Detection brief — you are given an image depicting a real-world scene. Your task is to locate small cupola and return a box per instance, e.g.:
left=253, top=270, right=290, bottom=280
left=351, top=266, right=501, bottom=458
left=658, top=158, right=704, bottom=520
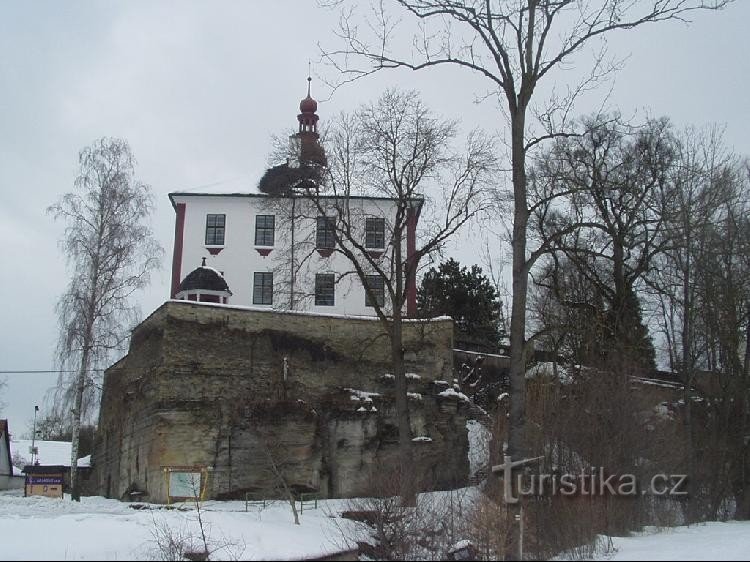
left=175, top=257, right=232, bottom=304
left=297, top=75, right=319, bottom=134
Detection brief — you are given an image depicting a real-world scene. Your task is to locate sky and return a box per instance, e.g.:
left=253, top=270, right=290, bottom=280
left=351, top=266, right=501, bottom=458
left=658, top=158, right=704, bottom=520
left=1, top=1, right=748, bottom=437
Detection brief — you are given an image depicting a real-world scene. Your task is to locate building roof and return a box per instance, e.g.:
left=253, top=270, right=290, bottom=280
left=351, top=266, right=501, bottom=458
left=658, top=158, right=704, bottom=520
left=10, top=439, right=90, bottom=468
left=178, top=264, right=232, bottom=294
left=168, top=191, right=425, bottom=210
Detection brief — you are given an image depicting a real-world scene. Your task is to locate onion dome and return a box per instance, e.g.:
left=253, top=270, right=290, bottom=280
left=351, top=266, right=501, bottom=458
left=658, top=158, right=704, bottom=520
left=297, top=76, right=319, bottom=134
left=175, top=257, right=232, bottom=304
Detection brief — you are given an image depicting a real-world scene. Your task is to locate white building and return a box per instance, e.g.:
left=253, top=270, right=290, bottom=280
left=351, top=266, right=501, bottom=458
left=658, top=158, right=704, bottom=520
left=170, top=80, right=422, bottom=317
left=0, top=420, right=23, bottom=490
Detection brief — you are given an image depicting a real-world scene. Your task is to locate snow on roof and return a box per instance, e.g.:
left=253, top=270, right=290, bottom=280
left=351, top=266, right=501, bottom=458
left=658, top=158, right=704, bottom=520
left=10, top=440, right=90, bottom=468
left=166, top=299, right=451, bottom=322
left=454, top=348, right=510, bottom=359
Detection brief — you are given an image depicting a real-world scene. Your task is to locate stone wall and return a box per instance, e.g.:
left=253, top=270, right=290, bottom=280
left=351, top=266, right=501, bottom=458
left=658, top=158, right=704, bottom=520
left=92, top=301, right=469, bottom=503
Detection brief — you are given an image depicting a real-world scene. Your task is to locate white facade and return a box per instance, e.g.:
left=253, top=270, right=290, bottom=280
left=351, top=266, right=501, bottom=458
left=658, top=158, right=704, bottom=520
left=170, top=193, right=420, bottom=317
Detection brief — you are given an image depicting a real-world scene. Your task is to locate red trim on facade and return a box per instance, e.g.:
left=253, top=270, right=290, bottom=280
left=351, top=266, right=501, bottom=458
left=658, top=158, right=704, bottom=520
left=170, top=203, right=186, bottom=298
left=207, top=247, right=223, bottom=256
left=256, top=248, right=273, bottom=257
left=406, top=207, right=419, bottom=318
left=316, top=248, right=334, bottom=258
left=367, top=250, right=384, bottom=260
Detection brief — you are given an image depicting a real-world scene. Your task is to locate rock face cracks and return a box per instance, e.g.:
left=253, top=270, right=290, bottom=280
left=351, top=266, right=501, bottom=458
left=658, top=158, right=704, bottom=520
left=92, top=301, right=469, bottom=503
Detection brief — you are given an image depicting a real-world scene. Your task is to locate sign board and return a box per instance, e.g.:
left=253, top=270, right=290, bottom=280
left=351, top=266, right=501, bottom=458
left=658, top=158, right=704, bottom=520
left=168, top=471, right=203, bottom=499
left=24, top=471, right=64, bottom=499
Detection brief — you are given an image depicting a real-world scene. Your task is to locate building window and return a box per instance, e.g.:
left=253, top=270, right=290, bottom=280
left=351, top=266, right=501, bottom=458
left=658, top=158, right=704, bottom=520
left=365, top=218, right=386, bottom=249
left=316, top=216, right=336, bottom=249
left=255, top=215, right=275, bottom=246
left=364, top=275, right=385, bottom=308
left=315, top=274, right=335, bottom=306
left=205, top=214, right=226, bottom=246
left=253, top=272, right=273, bottom=305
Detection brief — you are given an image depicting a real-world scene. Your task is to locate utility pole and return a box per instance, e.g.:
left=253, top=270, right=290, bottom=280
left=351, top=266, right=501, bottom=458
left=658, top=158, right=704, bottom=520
left=30, top=405, right=39, bottom=465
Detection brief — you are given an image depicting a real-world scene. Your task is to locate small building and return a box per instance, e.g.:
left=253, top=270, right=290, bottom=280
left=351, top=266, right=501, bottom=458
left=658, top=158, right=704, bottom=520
left=23, top=465, right=66, bottom=498
left=174, top=257, right=233, bottom=304
left=0, top=420, right=24, bottom=490
left=11, top=438, right=91, bottom=495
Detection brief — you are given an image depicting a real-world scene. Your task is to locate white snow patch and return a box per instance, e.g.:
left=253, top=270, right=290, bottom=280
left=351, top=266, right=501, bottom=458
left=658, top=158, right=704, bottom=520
left=412, top=436, right=433, bottom=442
left=449, top=539, right=473, bottom=554
left=407, top=392, right=423, bottom=400
left=466, top=420, right=490, bottom=477
left=167, top=299, right=451, bottom=323
left=199, top=265, right=225, bottom=277
left=593, top=521, right=750, bottom=561
left=345, top=388, right=381, bottom=403
left=405, top=372, right=421, bottom=380
left=439, top=388, right=470, bottom=402
left=0, top=490, right=359, bottom=561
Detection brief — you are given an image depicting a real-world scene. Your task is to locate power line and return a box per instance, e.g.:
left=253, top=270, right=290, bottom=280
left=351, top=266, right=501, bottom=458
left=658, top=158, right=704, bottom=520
left=0, top=369, right=106, bottom=374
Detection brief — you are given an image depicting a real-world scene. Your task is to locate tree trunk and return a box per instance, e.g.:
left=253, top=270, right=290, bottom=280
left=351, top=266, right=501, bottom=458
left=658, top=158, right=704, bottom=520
left=506, top=105, right=528, bottom=562
left=681, top=242, right=698, bottom=523
left=69, top=345, right=90, bottom=501
left=508, top=107, right=528, bottom=463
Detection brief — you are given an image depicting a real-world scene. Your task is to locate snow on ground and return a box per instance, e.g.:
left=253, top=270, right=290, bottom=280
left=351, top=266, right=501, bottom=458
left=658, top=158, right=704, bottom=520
left=594, top=521, right=750, bottom=561
left=3, top=486, right=749, bottom=561
left=0, top=489, right=357, bottom=561
left=466, top=419, right=490, bottom=476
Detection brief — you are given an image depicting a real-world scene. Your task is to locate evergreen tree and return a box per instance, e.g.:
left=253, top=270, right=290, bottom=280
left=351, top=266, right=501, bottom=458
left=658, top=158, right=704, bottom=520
left=417, top=259, right=505, bottom=353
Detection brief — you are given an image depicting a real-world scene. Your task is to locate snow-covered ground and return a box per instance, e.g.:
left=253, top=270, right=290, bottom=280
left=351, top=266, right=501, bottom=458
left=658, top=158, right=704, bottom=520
left=595, top=521, right=750, bottom=561
left=2, top=487, right=749, bottom=560
left=0, top=489, right=356, bottom=561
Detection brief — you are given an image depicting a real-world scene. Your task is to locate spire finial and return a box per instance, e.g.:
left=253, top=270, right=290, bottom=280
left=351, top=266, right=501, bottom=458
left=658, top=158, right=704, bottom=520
left=307, top=62, right=312, bottom=97
left=201, top=257, right=206, bottom=267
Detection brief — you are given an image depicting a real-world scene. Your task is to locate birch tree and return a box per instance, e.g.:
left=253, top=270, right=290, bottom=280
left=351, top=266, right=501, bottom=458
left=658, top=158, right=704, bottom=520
left=48, top=137, right=162, bottom=500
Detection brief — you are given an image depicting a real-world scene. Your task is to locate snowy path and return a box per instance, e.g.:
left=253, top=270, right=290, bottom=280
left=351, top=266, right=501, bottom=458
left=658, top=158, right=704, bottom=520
left=598, top=521, right=750, bottom=561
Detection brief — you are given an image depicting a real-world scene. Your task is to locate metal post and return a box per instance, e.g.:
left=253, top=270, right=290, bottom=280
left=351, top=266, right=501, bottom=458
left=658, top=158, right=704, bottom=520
left=519, top=501, right=524, bottom=561
left=31, top=405, right=39, bottom=464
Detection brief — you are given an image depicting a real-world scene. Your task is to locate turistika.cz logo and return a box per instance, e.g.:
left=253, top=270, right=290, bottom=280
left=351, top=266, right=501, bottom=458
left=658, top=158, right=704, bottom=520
left=493, top=455, right=688, bottom=504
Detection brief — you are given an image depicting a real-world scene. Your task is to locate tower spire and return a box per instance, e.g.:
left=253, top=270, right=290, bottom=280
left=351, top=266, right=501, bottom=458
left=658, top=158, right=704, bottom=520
left=307, top=61, right=312, bottom=97
left=298, top=73, right=319, bottom=135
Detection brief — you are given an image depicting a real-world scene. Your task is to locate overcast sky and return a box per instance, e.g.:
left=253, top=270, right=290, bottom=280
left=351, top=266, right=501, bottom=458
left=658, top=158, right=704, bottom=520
left=1, top=1, right=748, bottom=437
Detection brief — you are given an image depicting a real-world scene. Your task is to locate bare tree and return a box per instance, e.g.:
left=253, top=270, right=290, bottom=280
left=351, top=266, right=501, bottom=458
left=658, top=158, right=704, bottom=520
left=644, top=125, right=738, bottom=520
left=321, top=1, right=732, bottom=485
left=533, top=114, right=678, bottom=370
left=279, top=89, right=495, bottom=501
left=48, top=137, right=163, bottom=500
